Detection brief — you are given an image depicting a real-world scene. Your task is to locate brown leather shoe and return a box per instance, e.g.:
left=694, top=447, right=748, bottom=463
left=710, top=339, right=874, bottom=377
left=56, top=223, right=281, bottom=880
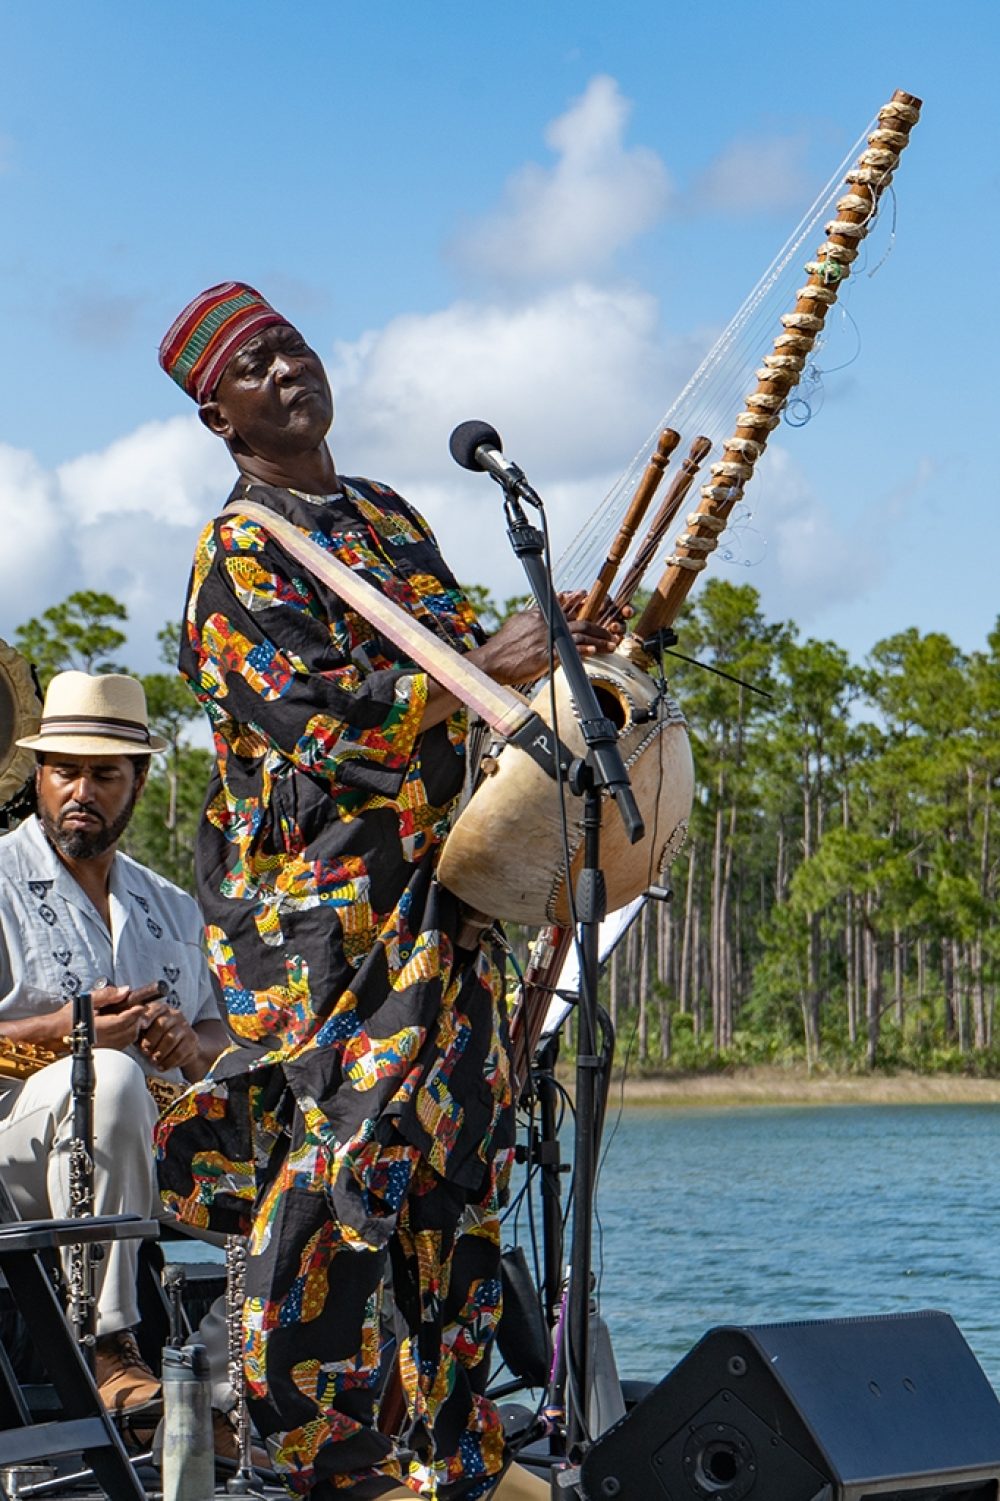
left=211, top=1408, right=272, bottom=1473
left=94, top=1330, right=161, bottom=1413
left=493, top=1462, right=551, bottom=1498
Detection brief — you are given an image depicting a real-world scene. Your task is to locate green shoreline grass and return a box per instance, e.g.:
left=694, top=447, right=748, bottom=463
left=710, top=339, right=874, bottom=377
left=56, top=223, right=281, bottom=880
left=564, top=1065, right=1000, bottom=1109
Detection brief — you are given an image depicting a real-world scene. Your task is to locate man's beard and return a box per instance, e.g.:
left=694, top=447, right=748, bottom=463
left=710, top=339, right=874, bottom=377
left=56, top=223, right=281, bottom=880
left=41, top=793, right=137, bottom=861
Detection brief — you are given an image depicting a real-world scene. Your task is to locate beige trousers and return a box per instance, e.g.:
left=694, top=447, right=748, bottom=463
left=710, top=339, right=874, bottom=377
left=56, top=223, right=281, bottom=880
left=0, top=1049, right=232, bottom=1408
left=0, top=1050, right=158, bottom=1334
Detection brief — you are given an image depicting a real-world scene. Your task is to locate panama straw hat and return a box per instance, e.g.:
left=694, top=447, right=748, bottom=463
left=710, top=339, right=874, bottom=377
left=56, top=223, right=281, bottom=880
left=15, top=671, right=168, bottom=756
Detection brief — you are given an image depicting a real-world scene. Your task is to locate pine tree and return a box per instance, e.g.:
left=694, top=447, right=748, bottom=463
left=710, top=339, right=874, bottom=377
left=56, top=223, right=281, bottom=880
left=15, top=591, right=129, bottom=687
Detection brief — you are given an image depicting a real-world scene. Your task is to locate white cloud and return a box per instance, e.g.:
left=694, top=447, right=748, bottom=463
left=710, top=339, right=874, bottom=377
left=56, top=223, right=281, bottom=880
left=451, top=75, right=672, bottom=287
left=327, top=283, right=707, bottom=597
left=58, top=415, right=231, bottom=524
left=73, top=513, right=207, bottom=665
left=686, top=133, right=813, bottom=215
left=330, top=284, right=685, bottom=477
left=734, top=446, right=883, bottom=623
left=0, top=446, right=67, bottom=625
left=0, top=420, right=233, bottom=673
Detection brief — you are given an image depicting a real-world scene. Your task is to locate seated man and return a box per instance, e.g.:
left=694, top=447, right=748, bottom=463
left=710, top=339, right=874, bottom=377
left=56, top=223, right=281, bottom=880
left=0, top=669, right=235, bottom=1440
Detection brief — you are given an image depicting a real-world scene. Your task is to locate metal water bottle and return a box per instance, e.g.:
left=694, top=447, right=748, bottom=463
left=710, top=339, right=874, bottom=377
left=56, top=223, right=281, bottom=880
left=161, top=1342, right=214, bottom=1501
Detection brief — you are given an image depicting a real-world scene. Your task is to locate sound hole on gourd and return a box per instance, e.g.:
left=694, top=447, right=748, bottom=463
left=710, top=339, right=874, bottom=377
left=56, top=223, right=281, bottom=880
left=591, top=681, right=628, bottom=731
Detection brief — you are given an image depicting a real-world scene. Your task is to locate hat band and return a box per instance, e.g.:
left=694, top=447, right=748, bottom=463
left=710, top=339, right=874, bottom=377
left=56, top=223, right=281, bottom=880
left=37, top=714, right=152, bottom=745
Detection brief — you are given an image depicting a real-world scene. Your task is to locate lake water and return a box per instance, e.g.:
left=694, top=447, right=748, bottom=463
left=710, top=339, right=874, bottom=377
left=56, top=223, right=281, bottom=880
left=581, top=1103, right=1000, bottom=1390
left=167, top=1103, right=1000, bottom=1394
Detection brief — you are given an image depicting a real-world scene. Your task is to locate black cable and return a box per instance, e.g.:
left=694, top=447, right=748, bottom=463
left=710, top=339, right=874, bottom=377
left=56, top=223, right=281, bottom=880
left=590, top=1007, right=615, bottom=1310
left=522, top=1104, right=546, bottom=1327
left=661, top=646, right=775, bottom=701
left=595, top=999, right=641, bottom=1308
left=584, top=643, right=670, bottom=1328
left=486, top=1082, right=568, bottom=1491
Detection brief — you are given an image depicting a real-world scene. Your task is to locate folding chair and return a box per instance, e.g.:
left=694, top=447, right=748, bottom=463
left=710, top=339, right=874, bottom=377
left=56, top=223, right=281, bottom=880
left=0, top=1172, right=158, bottom=1501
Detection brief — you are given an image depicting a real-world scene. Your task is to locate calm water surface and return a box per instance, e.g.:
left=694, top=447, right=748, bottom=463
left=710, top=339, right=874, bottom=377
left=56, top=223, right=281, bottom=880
left=168, top=1104, right=1000, bottom=1392
left=585, top=1104, right=1000, bottom=1388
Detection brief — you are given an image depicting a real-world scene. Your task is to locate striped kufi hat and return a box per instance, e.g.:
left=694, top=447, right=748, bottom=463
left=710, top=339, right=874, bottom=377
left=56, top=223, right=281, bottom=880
left=158, top=281, right=288, bottom=403
left=16, top=672, right=167, bottom=756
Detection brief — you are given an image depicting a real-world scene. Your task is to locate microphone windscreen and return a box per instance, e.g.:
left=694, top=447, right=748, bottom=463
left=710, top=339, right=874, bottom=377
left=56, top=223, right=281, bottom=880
left=449, top=420, right=503, bottom=471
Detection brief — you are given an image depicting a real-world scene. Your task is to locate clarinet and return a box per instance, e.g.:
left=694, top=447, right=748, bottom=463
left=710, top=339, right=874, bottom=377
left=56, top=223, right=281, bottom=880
left=67, top=988, right=99, bottom=1358
left=225, top=1233, right=257, bottom=1489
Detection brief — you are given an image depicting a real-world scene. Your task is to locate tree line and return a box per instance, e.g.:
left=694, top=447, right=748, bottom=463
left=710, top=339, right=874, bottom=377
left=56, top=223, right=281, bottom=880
left=11, top=583, right=1000, bottom=1074
left=581, top=580, right=1000, bottom=1074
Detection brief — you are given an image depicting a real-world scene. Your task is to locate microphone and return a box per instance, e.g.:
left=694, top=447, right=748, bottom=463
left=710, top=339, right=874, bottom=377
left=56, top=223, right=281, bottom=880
left=448, top=420, right=544, bottom=509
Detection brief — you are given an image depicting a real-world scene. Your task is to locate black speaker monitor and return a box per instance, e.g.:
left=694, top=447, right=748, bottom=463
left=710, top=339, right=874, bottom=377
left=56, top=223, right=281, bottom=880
left=580, top=1310, right=1000, bottom=1501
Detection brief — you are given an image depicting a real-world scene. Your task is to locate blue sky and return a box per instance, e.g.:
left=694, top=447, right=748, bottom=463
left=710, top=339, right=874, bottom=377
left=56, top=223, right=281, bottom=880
left=1, top=0, right=997, bottom=671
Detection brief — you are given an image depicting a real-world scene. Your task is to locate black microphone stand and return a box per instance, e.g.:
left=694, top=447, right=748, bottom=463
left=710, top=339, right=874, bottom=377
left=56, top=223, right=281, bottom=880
left=492, top=484, right=643, bottom=1499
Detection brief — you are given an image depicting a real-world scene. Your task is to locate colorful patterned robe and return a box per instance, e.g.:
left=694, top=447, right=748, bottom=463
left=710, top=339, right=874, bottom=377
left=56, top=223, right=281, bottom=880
left=156, top=477, right=514, bottom=1498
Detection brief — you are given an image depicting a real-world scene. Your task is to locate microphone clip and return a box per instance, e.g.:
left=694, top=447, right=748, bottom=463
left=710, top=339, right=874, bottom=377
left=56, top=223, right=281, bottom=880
left=489, top=459, right=544, bottom=512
